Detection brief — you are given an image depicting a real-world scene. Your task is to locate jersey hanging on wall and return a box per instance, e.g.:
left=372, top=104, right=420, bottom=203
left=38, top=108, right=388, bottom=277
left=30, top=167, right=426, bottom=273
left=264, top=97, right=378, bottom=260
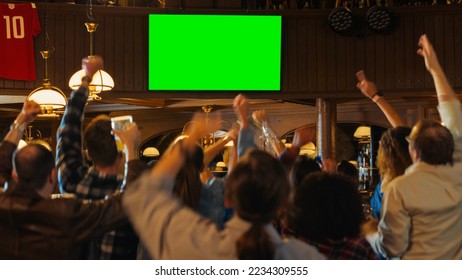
left=0, top=3, right=41, bottom=81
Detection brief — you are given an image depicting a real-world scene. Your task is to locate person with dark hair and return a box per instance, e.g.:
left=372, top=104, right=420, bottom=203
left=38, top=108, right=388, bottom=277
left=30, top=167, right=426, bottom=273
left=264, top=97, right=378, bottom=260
left=0, top=100, right=141, bottom=259
left=56, top=56, right=143, bottom=259
left=290, top=172, right=376, bottom=260
left=336, top=160, right=359, bottom=185
left=290, top=155, right=322, bottom=188
left=363, top=35, right=462, bottom=259
left=122, top=95, right=324, bottom=260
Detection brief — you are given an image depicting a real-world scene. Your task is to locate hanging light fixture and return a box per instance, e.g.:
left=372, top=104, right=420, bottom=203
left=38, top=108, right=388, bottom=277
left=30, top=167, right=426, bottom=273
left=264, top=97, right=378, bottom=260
left=68, top=1, right=114, bottom=101
left=27, top=0, right=67, bottom=116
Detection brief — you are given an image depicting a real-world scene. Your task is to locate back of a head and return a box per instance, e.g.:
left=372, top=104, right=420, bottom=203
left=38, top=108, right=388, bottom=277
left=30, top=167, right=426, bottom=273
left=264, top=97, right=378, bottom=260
left=290, top=155, right=322, bottom=188
left=377, top=126, right=412, bottom=180
left=83, top=115, right=118, bottom=167
left=172, top=138, right=204, bottom=209
left=337, top=160, right=358, bottom=184
left=410, top=120, right=454, bottom=165
left=289, top=172, right=364, bottom=242
left=13, top=144, right=55, bottom=193
left=225, top=149, right=290, bottom=260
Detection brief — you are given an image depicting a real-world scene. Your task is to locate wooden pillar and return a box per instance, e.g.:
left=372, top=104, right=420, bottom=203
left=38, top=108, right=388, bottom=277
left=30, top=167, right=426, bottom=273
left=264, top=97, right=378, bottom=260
left=316, top=98, right=336, bottom=160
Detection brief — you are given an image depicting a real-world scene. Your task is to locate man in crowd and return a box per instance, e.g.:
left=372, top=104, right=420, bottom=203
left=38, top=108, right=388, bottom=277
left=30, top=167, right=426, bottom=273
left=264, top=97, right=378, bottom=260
left=363, top=35, right=462, bottom=259
left=56, top=56, right=143, bottom=259
left=0, top=95, right=141, bottom=259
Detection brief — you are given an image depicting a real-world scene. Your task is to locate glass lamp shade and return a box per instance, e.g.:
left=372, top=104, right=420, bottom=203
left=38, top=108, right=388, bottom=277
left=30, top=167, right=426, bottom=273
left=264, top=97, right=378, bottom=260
left=142, top=147, right=160, bottom=157
left=68, top=69, right=114, bottom=93
left=27, top=86, right=67, bottom=109
left=354, top=126, right=371, bottom=138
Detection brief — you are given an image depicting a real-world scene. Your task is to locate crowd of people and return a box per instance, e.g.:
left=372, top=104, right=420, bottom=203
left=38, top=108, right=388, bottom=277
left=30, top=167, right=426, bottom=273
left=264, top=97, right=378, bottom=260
left=0, top=34, right=461, bottom=260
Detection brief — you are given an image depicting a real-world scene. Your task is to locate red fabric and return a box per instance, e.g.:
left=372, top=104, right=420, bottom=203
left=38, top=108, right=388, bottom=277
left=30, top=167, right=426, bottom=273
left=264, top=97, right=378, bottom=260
left=0, top=3, right=41, bottom=81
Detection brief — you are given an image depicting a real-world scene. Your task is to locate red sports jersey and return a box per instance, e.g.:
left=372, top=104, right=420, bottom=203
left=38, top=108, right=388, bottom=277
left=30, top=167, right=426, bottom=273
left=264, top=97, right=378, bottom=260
left=0, top=2, right=41, bottom=81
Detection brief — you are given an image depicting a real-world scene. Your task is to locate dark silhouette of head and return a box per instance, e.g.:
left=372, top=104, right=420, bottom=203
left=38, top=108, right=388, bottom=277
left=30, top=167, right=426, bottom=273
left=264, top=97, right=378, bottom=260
left=337, top=160, right=359, bottom=184
left=290, top=155, right=322, bottom=188
left=377, top=126, right=412, bottom=181
left=289, top=172, right=364, bottom=242
left=84, top=115, right=119, bottom=167
left=13, top=144, right=55, bottom=194
left=409, top=120, right=454, bottom=165
left=225, top=149, right=290, bottom=260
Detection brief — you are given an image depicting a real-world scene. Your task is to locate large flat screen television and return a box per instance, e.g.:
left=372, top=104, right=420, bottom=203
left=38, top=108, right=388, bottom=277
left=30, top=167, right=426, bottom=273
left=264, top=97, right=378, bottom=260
left=148, top=14, right=282, bottom=91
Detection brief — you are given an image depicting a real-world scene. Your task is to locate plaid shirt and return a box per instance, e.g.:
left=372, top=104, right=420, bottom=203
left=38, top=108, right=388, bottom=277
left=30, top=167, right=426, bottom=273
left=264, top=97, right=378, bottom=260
left=56, top=86, right=138, bottom=259
left=299, top=236, right=377, bottom=260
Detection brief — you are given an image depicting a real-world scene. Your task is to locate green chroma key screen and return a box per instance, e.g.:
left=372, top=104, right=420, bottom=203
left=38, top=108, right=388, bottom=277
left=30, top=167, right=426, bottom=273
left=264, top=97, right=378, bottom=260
left=148, top=14, right=282, bottom=91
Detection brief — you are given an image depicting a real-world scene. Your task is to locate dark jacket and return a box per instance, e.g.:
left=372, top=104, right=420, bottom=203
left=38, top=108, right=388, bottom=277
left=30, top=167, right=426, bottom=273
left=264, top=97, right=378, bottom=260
left=0, top=140, right=147, bottom=259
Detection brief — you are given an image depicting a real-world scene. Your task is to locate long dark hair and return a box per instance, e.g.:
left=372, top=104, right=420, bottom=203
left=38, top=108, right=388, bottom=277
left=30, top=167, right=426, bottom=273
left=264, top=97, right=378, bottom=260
left=225, top=149, right=290, bottom=259
left=172, top=138, right=204, bottom=209
left=289, top=172, right=364, bottom=242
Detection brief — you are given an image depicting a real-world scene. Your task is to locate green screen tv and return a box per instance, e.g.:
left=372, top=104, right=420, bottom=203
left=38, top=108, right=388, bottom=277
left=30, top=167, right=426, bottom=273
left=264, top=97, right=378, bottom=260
left=148, top=14, right=282, bottom=91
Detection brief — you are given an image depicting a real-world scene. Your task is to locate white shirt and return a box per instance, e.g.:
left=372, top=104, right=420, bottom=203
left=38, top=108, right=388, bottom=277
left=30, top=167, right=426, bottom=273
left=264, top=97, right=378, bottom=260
left=123, top=173, right=325, bottom=260
left=367, top=99, right=462, bottom=259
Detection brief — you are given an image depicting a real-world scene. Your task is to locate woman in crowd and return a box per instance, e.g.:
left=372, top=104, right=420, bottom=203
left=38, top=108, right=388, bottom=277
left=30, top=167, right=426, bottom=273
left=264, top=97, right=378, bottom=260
left=122, top=95, right=325, bottom=259
left=290, top=172, right=377, bottom=260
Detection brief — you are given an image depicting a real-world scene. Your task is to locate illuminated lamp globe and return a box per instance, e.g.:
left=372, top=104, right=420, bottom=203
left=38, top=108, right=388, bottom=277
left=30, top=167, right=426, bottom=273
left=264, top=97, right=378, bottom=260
left=27, top=83, right=67, bottom=113
left=68, top=69, right=114, bottom=93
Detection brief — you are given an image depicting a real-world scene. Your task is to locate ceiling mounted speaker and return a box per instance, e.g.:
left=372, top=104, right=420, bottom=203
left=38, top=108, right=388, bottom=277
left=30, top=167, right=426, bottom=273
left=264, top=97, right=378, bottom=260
left=328, top=7, right=355, bottom=34
left=366, top=6, right=393, bottom=33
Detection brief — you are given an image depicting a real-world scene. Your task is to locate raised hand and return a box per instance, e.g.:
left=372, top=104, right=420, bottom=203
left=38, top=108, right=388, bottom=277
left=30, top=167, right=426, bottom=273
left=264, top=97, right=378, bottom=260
left=21, top=99, right=41, bottom=124
left=417, top=34, right=442, bottom=75
left=356, top=70, right=378, bottom=99
left=233, top=94, right=249, bottom=128
left=81, top=55, right=104, bottom=81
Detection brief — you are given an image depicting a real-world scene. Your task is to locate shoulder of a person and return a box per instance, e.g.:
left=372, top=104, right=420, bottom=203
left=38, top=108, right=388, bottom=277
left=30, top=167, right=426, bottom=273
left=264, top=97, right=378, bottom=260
left=281, top=237, right=326, bottom=260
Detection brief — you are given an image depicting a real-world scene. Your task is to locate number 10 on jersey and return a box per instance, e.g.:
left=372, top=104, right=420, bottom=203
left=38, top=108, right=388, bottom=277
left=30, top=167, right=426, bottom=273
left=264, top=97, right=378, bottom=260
left=3, top=16, right=25, bottom=39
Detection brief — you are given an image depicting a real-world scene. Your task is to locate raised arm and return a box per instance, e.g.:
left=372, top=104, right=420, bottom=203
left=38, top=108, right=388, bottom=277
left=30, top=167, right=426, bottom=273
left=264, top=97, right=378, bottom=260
left=56, top=56, right=104, bottom=193
left=0, top=100, right=41, bottom=187
left=417, top=34, right=456, bottom=103
left=233, top=94, right=258, bottom=158
left=356, top=70, right=405, bottom=128
left=252, top=109, right=286, bottom=156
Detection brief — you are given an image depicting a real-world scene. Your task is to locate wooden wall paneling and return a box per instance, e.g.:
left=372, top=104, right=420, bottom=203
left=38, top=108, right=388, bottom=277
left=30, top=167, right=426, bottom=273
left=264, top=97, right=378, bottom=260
left=383, top=32, right=395, bottom=90
left=184, top=0, right=214, bottom=8
left=335, top=34, right=346, bottom=91
left=306, top=18, right=317, bottom=91
left=287, top=18, right=298, bottom=92
left=344, top=35, right=356, bottom=92
left=403, top=15, right=415, bottom=89
left=325, top=29, right=336, bottom=91
left=374, top=34, right=385, bottom=90
left=315, top=19, right=327, bottom=91
left=354, top=37, right=365, bottom=83
left=364, top=35, right=376, bottom=83
left=133, top=16, right=146, bottom=91
left=297, top=19, right=308, bottom=92
left=453, top=14, right=462, bottom=88
left=413, top=14, right=425, bottom=90
left=216, top=0, right=241, bottom=8
left=113, top=16, right=125, bottom=91
left=123, top=16, right=135, bottom=91
left=280, top=19, right=289, bottom=92
left=393, top=14, right=405, bottom=90
left=443, top=14, right=455, bottom=87
left=424, top=15, right=438, bottom=88
left=53, top=13, right=66, bottom=90
left=63, top=13, right=76, bottom=93
left=47, top=13, right=56, bottom=89
left=103, top=16, right=115, bottom=84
